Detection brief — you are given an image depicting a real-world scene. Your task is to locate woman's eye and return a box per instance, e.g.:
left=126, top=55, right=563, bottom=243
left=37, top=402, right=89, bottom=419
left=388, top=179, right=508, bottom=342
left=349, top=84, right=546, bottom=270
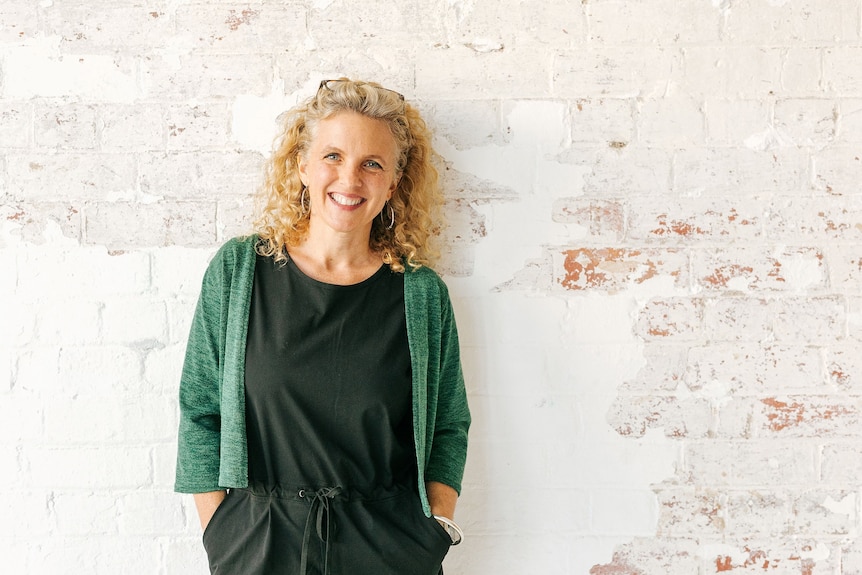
left=324, top=153, right=339, bottom=160
left=364, top=160, right=382, bottom=169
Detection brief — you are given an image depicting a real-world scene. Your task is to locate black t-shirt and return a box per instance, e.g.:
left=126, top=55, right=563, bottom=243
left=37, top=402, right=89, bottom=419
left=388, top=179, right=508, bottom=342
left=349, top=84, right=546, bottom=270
left=243, top=255, right=415, bottom=491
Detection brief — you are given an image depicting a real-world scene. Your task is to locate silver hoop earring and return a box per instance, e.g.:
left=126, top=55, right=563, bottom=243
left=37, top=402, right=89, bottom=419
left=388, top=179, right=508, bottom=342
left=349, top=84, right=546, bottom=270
left=300, top=186, right=309, bottom=214
left=380, top=202, right=395, bottom=230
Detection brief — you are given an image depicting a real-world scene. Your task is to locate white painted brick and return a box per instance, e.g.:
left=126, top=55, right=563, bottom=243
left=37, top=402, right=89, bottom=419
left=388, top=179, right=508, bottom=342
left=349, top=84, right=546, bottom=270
left=150, top=247, right=215, bottom=296
left=1, top=201, right=82, bottom=244
left=42, top=395, right=173, bottom=444
left=140, top=54, right=272, bottom=100
left=0, top=346, right=13, bottom=393
left=638, top=96, right=705, bottom=147
left=0, top=1, right=38, bottom=44
left=34, top=299, right=101, bottom=345
left=812, top=146, right=862, bottom=195
left=40, top=1, right=175, bottom=50
left=0, top=444, right=21, bottom=486
left=627, top=197, right=763, bottom=244
left=0, top=101, right=32, bottom=149
left=167, top=299, right=197, bottom=346
left=773, top=296, right=845, bottom=343
left=686, top=344, right=823, bottom=394
left=703, top=297, right=773, bottom=343
left=0, top=491, right=52, bottom=537
left=119, top=491, right=186, bottom=535
left=6, top=153, right=136, bottom=200
left=164, top=538, right=210, bottom=575
left=0, top=298, right=36, bottom=346
left=825, top=47, right=862, bottom=94
left=0, top=394, right=43, bottom=443
left=58, top=346, right=144, bottom=396
left=554, top=47, right=681, bottom=98
left=275, top=50, right=414, bottom=98
left=151, top=441, right=179, bottom=490
left=774, top=99, right=837, bottom=148
left=416, top=45, right=552, bottom=100
left=3, top=44, right=137, bottom=101
left=84, top=201, right=217, bottom=249
left=692, top=247, right=826, bottom=292
left=705, top=98, right=771, bottom=144
left=684, top=441, right=817, bottom=486
left=14, top=347, right=60, bottom=393
left=138, top=151, right=264, bottom=199
left=27, top=536, right=162, bottom=575
left=425, top=100, right=505, bottom=150
left=100, top=104, right=165, bottom=150
left=838, top=99, right=862, bottom=143
left=780, top=47, right=824, bottom=95
left=217, top=196, right=256, bottom=242
left=725, top=0, right=861, bottom=45
left=591, top=489, right=657, bottom=535
left=33, top=102, right=98, bottom=149
left=27, top=446, right=152, bottom=489
left=766, top=196, right=862, bottom=241
left=574, top=146, right=672, bottom=196
left=143, top=344, right=186, bottom=396
left=821, top=443, right=862, bottom=483
left=589, top=0, right=721, bottom=45
left=174, top=3, right=307, bottom=53
left=570, top=98, right=635, bottom=145
left=16, top=247, right=150, bottom=297
left=52, top=492, right=120, bottom=536
left=673, top=148, right=807, bottom=196
left=165, top=103, right=232, bottom=151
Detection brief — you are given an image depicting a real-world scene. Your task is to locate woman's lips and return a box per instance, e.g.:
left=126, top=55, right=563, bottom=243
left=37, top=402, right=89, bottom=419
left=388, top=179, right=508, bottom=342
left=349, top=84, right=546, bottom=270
left=328, top=192, right=365, bottom=207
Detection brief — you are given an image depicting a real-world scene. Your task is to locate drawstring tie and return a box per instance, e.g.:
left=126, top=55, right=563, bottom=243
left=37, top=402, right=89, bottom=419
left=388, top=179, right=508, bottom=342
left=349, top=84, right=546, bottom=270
left=299, top=486, right=342, bottom=575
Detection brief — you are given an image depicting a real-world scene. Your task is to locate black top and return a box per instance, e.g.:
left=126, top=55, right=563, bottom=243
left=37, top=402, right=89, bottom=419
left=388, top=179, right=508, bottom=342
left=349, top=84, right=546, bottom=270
left=243, top=255, right=415, bottom=492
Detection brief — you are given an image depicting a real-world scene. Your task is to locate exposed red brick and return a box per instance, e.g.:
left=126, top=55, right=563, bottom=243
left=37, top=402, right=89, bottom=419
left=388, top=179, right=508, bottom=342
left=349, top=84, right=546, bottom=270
left=590, top=553, right=644, bottom=575
left=702, top=264, right=755, bottom=287
left=761, top=397, right=853, bottom=432
left=225, top=9, right=259, bottom=31
left=715, top=556, right=732, bottom=572
left=560, top=248, right=685, bottom=291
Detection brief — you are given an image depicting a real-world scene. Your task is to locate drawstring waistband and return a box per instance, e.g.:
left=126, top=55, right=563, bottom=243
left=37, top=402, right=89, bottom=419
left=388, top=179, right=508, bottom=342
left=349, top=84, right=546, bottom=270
left=299, top=486, right=342, bottom=575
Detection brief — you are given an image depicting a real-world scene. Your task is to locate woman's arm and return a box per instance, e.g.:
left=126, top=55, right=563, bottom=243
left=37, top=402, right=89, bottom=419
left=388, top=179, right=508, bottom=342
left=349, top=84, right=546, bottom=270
left=193, top=490, right=227, bottom=531
left=426, top=480, right=458, bottom=520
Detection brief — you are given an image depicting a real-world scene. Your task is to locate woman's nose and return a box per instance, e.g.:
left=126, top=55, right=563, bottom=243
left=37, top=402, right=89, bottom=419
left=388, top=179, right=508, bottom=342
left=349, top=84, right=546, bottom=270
left=338, top=164, right=362, bottom=188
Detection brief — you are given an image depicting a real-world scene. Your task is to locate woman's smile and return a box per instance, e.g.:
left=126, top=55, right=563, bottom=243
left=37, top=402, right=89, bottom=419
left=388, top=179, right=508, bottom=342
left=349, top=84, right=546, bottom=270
left=328, top=192, right=365, bottom=208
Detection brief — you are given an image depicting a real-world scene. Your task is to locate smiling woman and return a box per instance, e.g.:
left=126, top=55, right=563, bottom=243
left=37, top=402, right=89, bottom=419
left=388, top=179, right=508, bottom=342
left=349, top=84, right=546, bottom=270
left=174, top=78, right=470, bottom=575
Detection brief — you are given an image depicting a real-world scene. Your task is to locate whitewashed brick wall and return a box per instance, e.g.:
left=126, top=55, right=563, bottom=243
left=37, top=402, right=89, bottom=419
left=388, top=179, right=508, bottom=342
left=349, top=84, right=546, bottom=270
left=2, top=1, right=862, bottom=573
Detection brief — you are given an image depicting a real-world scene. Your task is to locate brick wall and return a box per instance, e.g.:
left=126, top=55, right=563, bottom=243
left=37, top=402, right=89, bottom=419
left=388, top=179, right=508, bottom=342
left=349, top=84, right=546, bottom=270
left=2, top=1, right=861, bottom=573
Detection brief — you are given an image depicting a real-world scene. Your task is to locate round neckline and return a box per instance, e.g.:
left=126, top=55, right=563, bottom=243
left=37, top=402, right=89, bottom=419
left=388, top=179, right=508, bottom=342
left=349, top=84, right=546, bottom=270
left=284, top=257, right=389, bottom=289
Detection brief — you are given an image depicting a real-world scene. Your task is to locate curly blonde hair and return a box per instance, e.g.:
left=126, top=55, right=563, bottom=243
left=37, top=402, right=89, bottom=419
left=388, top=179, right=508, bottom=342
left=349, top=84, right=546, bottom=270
left=253, top=78, right=442, bottom=273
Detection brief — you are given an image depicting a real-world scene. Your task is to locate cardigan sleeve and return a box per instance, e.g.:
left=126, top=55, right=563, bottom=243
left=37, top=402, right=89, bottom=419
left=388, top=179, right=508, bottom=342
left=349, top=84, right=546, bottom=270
left=423, top=280, right=471, bottom=494
left=174, top=253, right=225, bottom=493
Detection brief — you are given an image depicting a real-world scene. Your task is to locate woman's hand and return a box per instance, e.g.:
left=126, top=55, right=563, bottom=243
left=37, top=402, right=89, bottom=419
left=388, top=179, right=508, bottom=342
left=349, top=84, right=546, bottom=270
left=193, top=490, right=227, bottom=531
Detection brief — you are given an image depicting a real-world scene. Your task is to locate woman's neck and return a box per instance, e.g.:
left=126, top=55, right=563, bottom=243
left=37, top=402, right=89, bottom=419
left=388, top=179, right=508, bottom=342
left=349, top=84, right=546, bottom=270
left=288, top=227, right=384, bottom=285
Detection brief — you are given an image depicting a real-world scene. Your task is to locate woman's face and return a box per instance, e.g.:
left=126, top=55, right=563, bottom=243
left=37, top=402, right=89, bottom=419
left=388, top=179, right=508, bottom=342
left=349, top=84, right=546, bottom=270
left=298, top=111, right=400, bottom=240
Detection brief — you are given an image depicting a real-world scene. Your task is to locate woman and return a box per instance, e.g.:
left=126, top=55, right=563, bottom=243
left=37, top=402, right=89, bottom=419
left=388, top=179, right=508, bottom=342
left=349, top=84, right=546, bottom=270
left=175, top=78, right=470, bottom=575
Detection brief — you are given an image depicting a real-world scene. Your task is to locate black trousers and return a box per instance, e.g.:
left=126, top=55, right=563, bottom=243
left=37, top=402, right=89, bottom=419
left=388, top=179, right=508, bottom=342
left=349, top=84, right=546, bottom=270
left=203, top=483, right=450, bottom=575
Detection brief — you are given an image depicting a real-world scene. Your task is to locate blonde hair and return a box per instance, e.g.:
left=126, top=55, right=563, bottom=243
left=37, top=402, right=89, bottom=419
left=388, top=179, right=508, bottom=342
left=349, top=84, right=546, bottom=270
left=253, top=78, right=442, bottom=273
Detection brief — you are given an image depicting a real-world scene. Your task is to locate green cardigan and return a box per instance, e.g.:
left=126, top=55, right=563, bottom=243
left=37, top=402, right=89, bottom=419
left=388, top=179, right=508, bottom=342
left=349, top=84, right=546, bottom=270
left=175, top=236, right=470, bottom=516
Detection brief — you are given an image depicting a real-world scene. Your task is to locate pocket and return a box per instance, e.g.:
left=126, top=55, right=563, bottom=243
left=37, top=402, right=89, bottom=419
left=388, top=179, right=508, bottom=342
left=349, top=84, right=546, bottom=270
left=424, top=514, right=455, bottom=547
left=202, top=490, right=232, bottom=545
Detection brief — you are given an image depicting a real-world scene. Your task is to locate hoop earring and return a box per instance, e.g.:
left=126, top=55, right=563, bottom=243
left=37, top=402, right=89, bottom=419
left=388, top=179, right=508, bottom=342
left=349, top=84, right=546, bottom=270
left=380, top=202, right=395, bottom=229
left=300, top=186, right=309, bottom=215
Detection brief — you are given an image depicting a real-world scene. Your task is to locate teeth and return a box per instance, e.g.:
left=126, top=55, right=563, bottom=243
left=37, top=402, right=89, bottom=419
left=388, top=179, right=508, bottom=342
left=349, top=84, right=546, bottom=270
left=330, top=193, right=363, bottom=206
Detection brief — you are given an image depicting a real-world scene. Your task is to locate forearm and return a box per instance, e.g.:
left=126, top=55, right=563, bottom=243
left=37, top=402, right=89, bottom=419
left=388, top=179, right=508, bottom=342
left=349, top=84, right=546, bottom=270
left=425, top=480, right=458, bottom=519
left=193, top=490, right=227, bottom=531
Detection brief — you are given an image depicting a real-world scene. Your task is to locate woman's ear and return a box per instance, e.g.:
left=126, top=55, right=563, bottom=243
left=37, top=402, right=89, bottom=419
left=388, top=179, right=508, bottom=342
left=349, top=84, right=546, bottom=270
left=297, top=156, right=308, bottom=187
